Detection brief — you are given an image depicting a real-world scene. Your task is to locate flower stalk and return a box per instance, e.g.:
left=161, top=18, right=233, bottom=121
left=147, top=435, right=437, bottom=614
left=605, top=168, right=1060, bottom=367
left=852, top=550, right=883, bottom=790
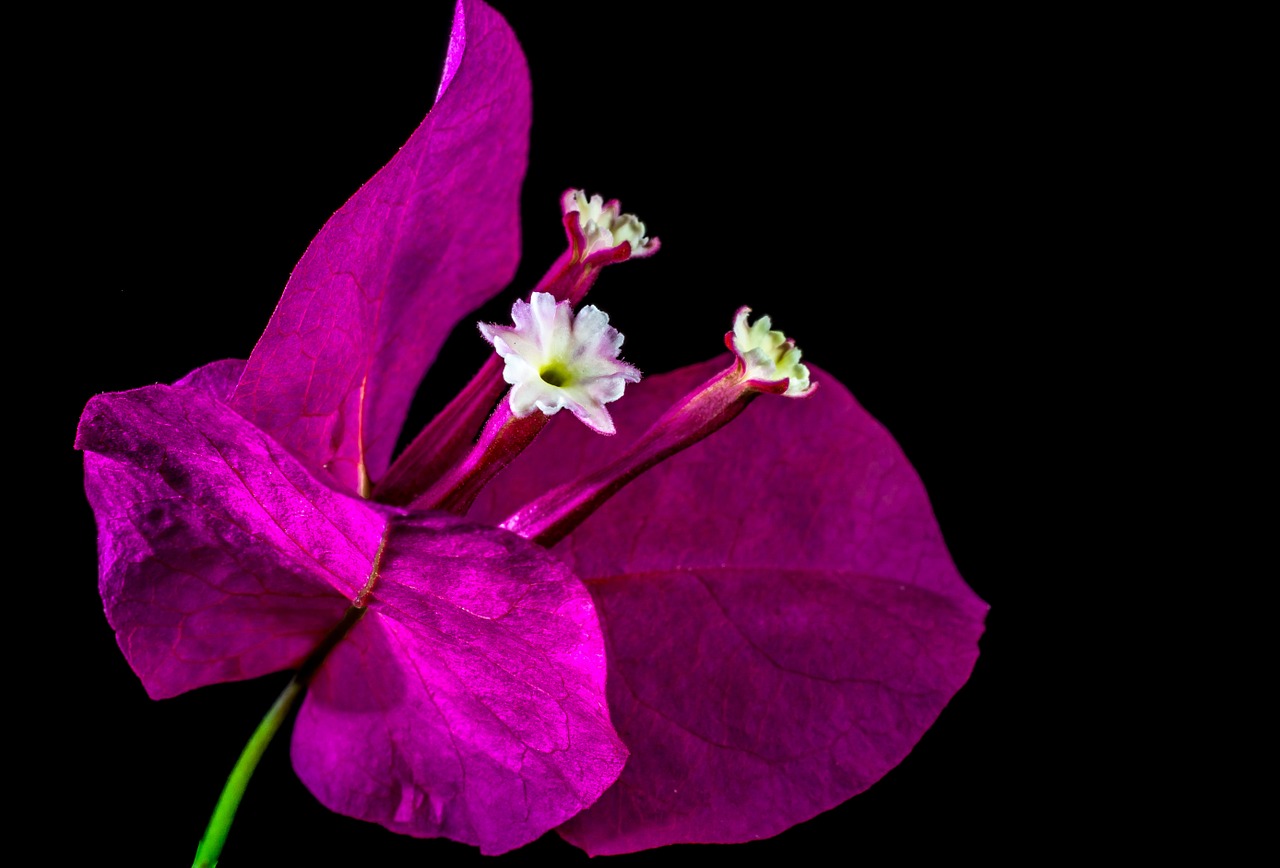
left=191, top=604, right=367, bottom=868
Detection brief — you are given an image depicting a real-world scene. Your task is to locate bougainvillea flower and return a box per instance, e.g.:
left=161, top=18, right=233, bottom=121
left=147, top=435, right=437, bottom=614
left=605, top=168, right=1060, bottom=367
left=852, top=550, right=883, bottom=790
left=75, top=0, right=986, bottom=859
left=75, top=0, right=630, bottom=856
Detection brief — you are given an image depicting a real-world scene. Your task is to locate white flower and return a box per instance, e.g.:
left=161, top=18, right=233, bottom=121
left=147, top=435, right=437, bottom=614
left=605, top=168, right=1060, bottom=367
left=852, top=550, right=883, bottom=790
left=563, top=189, right=658, bottom=259
left=730, top=307, right=814, bottom=397
left=479, top=292, right=641, bottom=434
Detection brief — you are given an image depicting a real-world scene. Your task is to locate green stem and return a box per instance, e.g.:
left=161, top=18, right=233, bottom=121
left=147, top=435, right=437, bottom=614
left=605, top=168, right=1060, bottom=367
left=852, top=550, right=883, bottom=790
left=191, top=605, right=366, bottom=868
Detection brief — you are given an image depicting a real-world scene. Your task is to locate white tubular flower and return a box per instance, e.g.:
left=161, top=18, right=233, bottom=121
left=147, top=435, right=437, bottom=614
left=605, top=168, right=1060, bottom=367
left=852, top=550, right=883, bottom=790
left=563, top=189, right=659, bottom=259
left=730, top=307, right=815, bottom=397
left=479, top=292, right=641, bottom=435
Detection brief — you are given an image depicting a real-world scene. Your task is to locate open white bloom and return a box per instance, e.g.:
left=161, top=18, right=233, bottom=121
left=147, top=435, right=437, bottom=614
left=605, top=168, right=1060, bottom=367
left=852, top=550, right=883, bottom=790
left=730, top=307, right=814, bottom=397
left=479, top=292, right=641, bottom=434
left=563, top=189, right=658, bottom=259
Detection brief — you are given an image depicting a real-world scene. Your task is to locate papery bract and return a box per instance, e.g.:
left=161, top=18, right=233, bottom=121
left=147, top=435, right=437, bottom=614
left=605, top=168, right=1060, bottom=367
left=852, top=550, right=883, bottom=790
left=470, top=358, right=988, bottom=854
left=76, top=0, right=629, bottom=855
left=80, top=360, right=374, bottom=698
left=78, top=358, right=627, bottom=854
left=292, top=513, right=623, bottom=851
left=230, top=0, right=531, bottom=497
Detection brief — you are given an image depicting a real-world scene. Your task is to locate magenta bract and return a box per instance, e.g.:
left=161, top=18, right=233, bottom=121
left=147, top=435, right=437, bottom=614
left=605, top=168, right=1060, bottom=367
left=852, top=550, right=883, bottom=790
left=229, top=0, right=529, bottom=497
left=470, top=359, right=988, bottom=854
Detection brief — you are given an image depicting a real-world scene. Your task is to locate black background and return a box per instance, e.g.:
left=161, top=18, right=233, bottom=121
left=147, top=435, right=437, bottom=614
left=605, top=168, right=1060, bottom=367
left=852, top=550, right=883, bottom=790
left=45, top=3, right=1086, bottom=864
